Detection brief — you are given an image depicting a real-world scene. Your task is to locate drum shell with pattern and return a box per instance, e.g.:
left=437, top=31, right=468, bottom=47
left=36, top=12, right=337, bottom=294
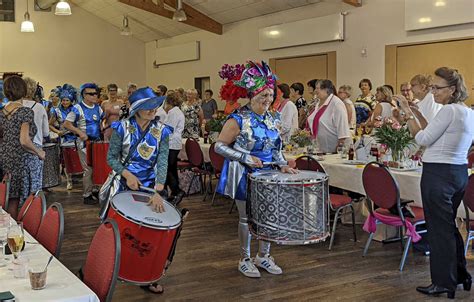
left=248, top=170, right=329, bottom=245
left=62, top=143, right=83, bottom=175
left=91, top=141, right=112, bottom=185
left=42, top=143, right=61, bottom=188
left=106, top=191, right=182, bottom=284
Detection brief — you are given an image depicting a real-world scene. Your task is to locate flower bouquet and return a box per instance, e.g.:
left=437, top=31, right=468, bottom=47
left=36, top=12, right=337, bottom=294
left=288, top=129, right=313, bottom=155
left=373, top=116, right=414, bottom=167
left=205, top=113, right=227, bottom=143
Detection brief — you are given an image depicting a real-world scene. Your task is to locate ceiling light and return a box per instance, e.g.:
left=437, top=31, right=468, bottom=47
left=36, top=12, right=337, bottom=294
left=21, top=0, right=34, bottom=33
left=121, top=15, right=132, bottom=36
left=268, top=30, right=280, bottom=36
left=55, top=0, right=71, bottom=16
left=434, top=1, right=446, bottom=7
left=173, top=0, right=187, bottom=22
left=418, top=17, right=432, bottom=23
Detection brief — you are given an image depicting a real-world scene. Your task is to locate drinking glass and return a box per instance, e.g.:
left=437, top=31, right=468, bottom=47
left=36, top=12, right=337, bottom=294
left=337, top=145, right=347, bottom=159
left=7, top=222, right=24, bottom=260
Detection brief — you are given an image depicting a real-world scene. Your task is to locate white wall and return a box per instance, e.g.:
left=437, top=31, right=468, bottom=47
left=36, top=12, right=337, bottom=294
left=0, top=2, right=145, bottom=94
left=145, top=0, right=473, bottom=108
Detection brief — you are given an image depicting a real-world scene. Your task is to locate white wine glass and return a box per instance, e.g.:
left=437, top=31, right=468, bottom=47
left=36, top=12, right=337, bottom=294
left=7, top=222, right=24, bottom=260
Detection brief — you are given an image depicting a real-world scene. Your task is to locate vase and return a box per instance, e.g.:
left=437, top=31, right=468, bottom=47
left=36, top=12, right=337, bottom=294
left=389, top=149, right=403, bottom=168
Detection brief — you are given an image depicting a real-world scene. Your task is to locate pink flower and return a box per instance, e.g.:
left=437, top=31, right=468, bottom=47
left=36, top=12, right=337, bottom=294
left=374, top=116, right=383, bottom=121
left=374, top=121, right=383, bottom=128
left=391, top=122, right=401, bottom=130
left=384, top=117, right=394, bottom=124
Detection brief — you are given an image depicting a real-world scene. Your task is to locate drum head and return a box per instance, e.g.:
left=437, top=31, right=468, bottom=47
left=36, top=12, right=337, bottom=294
left=111, top=191, right=181, bottom=229
left=250, top=170, right=327, bottom=184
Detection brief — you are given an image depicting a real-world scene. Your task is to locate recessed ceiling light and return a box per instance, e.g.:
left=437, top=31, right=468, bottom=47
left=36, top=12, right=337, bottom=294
left=418, top=17, right=432, bottom=23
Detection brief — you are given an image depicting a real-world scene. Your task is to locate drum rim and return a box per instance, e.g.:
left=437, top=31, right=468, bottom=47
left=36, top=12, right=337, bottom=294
left=248, top=171, right=328, bottom=184
left=250, top=230, right=330, bottom=245
left=111, top=192, right=182, bottom=230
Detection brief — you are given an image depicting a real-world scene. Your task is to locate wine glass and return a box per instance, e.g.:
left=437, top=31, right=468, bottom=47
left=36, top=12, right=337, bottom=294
left=7, top=222, right=24, bottom=260
left=0, top=211, right=10, bottom=267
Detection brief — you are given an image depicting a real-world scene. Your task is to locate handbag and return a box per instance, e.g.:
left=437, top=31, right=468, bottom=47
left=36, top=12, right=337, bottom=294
left=98, top=120, right=156, bottom=217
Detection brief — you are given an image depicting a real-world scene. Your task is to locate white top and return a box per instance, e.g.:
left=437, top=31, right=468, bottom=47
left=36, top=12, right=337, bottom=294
left=280, top=100, right=298, bottom=142
left=155, top=106, right=167, bottom=123
left=307, top=94, right=350, bottom=153
left=165, top=106, right=185, bottom=150
left=343, top=98, right=356, bottom=129
left=22, top=99, right=49, bottom=146
left=415, top=103, right=474, bottom=165
left=417, top=92, right=442, bottom=123
left=371, top=102, right=394, bottom=121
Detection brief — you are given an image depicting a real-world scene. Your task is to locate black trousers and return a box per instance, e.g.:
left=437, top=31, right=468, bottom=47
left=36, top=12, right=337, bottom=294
left=166, top=149, right=181, bottom=196
left=421, top=162, right=470, bottom=290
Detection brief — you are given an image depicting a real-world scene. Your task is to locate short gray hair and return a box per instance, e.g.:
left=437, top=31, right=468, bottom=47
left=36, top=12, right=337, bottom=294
left=23, top=77, right=37, bottom=99
left=339, top=85, right=352, bottom=97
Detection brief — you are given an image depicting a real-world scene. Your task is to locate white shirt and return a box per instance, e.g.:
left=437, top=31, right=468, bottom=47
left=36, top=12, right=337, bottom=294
left=156, top=107, right=167, bottom=123
left=415, top=103, right=474, bottom=165
left=417, top=92, right=442, bottom=123
left=371, top=102, right=394, bottom=121
left=343, top=98, right=356, bottom=129
left=22, top=99, right=49, bottom=146
left=307, top=94, right=350, bottom=153
left=165, top=107, right=185, bottom=150
left=280, top=100, right=298, bottom=142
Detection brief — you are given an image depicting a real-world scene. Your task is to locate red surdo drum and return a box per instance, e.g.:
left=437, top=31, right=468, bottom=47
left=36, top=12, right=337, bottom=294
left=91, top=141, right=112, bottom=185
left=61, top=143, right=83, bottom=175
left=106, top=191, right=182, bottom=284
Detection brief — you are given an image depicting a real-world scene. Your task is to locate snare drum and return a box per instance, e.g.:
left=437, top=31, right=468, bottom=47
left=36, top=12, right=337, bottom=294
left=248, top=170, right=329, bottom=245
left=62, top=142, right=83, bottom=175
left=42, top=143, right=60, bottom=188
left=91, top=141, right=112, bottom=185
left=106, top=191, right=182, bottom=284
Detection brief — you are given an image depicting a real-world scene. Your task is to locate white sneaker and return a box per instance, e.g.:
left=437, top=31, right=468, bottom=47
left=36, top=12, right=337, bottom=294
left=66, top=182, right=73, bottom=190
left=238, top=258, right=261, bottom=278
left=254, top=254, right=282, bottom=275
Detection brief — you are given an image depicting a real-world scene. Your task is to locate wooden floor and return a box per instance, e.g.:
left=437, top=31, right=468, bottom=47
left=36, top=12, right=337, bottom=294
left=45, top=179, right=473, bottom=302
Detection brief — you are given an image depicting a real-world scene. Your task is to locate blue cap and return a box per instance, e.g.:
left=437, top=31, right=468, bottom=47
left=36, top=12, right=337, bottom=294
left=129, top=87, right=165, bottom=117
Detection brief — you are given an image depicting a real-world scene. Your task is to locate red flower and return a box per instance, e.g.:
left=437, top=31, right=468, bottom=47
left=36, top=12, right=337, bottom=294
left=219, top=79, right=247, bottom=102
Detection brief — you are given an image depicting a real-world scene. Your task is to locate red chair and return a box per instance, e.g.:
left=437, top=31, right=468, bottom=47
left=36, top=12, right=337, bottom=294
left=36, top=202, right=64, bottom=258
left=295, top=155, right=356, bottom=250
left=468, top=152, right=474, bottom=168
left=81, top=219, right=120, bottom=302
left=362, top=162, right=426, bottom=271
left=0, top=173, right=11, bottom=211
left=185, top=138, right=212, bottom=200
left=209, top=142, right=226, bottom=206
left=17, top=191, right=46, bottom=237
left=463, top=174, right=474, bottom=255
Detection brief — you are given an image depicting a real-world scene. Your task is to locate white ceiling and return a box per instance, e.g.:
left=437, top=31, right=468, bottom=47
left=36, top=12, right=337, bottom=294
left=71, top=0, right=329, bottom=42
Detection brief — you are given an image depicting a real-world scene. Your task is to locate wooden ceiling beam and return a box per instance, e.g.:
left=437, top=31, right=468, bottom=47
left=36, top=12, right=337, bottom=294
left=119, top=0, right=222, bottom=35
left=343, top=0, right=362, bottom=7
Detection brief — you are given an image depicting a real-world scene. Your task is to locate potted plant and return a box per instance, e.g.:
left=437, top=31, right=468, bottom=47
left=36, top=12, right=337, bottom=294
left=205, top=114, right=227, bottom=144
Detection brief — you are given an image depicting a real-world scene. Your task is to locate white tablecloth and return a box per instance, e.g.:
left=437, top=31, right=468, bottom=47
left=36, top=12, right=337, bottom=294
left=0, top=225, right=99, bottom=302
left=178, top=138, right=211, bottom=162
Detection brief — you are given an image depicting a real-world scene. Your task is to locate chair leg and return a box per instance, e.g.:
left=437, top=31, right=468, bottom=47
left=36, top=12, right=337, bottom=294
left=363, top=232, right=374, bottom=256
left=211, top=186, right=218, bottom=206
left=229, top=199, right=236, bottom=214
left=202, top=175, right=208, bottom=202
left=186, top=175, right=196, bottom=196
left=329, top=207, right=342, bottom=250
left=399, top=236, right=413, bottom=271
left=350, top=204, right=357, bottom=243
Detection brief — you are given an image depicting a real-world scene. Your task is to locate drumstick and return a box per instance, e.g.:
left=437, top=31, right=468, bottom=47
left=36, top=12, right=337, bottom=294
left=262, top=161, right=288, bottom=166
left=139, top=186, right=157, bottom=194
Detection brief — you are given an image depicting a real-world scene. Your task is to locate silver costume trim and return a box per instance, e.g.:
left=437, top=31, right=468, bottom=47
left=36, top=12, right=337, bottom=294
left=236, top=199, right=271, bottom=259
left=272, top=149, right=288, bottom=168
left=215, top=141, right=255, bottom=166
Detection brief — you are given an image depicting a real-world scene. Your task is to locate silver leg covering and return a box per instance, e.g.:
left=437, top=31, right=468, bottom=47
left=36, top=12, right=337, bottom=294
left=236, top=199, right=251, bottom=259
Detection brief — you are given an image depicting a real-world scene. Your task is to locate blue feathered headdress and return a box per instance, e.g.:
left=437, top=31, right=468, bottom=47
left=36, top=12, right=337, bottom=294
left=57, top=84, right=78, bottom=103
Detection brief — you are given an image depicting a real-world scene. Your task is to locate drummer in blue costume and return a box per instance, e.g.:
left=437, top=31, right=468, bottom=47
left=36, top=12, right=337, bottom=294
left=50, top=84, right=78, bottom=190
left=106, top=87, right=173, bottom=294
left=216, top=61, right=297, bottom=278
left=64, top=83, right=104, bottom=205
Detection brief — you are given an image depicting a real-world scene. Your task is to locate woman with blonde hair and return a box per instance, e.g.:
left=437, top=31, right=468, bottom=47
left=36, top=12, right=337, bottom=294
left=181, top=88, right=204, bottom=139
left=366, top=86, right=396, bottom=126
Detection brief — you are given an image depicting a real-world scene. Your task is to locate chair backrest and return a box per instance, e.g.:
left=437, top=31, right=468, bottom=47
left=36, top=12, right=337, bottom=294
left=362, top=162, right=400, bottom=212
left=83, top=219, right=120, bottom=302
left=18, top=191, right=46, bottom=237
left=468, top=152, right=474, bottom=168
left=295, top=155, right=327, bottom=174
left=0, top=173, right=11, bottom=210
left=209, top=142, right=225, bottom=174
left=36, top=202, right=64, bottom=258
left=463, top=174, right=474, bottom=213
left=185, top=138, right=204, bottom=167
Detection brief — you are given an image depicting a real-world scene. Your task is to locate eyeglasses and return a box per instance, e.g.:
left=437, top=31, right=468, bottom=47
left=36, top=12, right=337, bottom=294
left=108, top=90, right=117, bottom=93
left=85, top=92, right=99, bottom=96
left=430, top=85, right=452, bottom=91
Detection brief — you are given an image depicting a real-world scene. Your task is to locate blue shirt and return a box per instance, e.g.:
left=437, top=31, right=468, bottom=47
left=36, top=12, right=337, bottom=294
left=66, top=102, right=104, bottom=140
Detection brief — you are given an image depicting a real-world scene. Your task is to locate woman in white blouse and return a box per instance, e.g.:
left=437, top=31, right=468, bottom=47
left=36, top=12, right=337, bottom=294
left=306, top=79, right=350, bottom=153
left=163, top=90, right=186, bottom=204
left=276, top=83, right=298, bottom=143
left=395, top=67, right=473, bottom=299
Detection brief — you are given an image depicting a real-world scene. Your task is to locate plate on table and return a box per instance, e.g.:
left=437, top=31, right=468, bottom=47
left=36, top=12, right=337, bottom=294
left=389, top=166, right=421, bottom=172
left=342, top=160, right=367, bottom=165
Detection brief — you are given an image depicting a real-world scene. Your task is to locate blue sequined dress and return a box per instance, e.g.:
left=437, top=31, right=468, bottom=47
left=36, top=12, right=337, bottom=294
left=217, top=105, right=282, bottom=201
